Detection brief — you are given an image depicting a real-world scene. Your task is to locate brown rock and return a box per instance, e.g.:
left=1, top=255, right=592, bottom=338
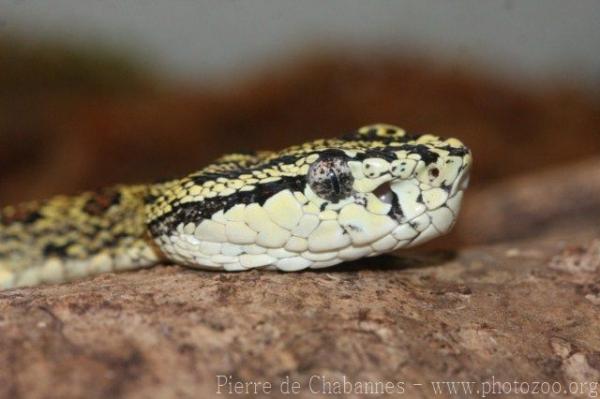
left=1, top=215, right=600, bottom=398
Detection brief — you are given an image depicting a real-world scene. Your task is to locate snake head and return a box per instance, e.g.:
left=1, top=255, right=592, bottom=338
left=301, top=124, right=472, bottom=249
left=147, top=124, right=471, bottom=271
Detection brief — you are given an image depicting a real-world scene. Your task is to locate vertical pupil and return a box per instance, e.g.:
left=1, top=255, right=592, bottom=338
left=329, top=170, right=340, bottom=195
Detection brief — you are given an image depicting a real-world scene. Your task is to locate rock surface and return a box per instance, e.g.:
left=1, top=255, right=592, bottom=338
left=1, top=160, right=600, bottom=399
left=1, top=232, right=599, bottom=399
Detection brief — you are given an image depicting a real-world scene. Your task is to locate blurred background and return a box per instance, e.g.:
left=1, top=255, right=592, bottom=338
left=1, top=0, right=599, bottom=246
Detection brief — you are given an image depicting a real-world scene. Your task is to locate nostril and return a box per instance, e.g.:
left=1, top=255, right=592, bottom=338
left=429, top=167, right=440, bottom=178
left=373, top=182, right=394, bottom=204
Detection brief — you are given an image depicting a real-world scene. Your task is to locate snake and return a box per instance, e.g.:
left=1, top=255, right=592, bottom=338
left=0, top=124, right=471, bottom=290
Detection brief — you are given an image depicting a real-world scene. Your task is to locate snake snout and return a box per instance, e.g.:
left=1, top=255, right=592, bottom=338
left=450, top=164, right=471, bottom=197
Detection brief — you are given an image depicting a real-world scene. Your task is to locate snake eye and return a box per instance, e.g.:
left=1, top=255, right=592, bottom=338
left=308, top=151, right=354, bottom=202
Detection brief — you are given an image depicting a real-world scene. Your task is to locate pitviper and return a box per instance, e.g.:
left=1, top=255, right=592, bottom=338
left=0, top=124, right=471, bottom=289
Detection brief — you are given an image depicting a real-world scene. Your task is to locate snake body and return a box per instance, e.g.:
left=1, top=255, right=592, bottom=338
left=0, top=124, right=471, bottom=289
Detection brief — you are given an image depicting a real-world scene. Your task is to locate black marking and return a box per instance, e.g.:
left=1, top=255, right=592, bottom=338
left=398, top=144, right=439, bottom=165
left=440, top=145, right=470, bottom=157
left=191, top=172, right=231, bottom=185
left=354, top=195, right=367, bottom=207
left=189, top=152, right=308, bottom=186
left=143, top=193, right=158, bottom=205
left=95, top=232, right=134, bottom=249
left=43, top=242, right=72, bottom=258
left=149, top=203, right=202, bottom=238
left=362, top=148, right=398, bottom=162
left=388, top=191, right=404, bottom=221
left=23, top=210, right=43, bottom=225
left=441, top=182, right=452, bottom=193
left=1, top=207, right=42, bottom=226
left=342, top=127, right=419, bottom=143
left=255, top=176, right=306, bottom=205
left=149, top=175, right=306, bottom=238
left=275, top=155, right=299, bottom=165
